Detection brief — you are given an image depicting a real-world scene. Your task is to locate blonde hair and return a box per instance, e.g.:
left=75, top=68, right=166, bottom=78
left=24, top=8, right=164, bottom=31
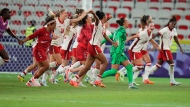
left=48, top=8, right=65, bottom=18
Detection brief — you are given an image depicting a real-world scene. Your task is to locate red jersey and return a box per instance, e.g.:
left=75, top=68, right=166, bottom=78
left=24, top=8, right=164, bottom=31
left=77, top=24, right=94, bottom=49
left=29, top=27, right=52, bottom=52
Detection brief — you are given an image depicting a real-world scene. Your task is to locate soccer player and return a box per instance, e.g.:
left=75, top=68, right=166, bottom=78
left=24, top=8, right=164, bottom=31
left=143, top=16, right=184, bottom=86
left=101, top=18, right=138, bottom=89
left=0, top=8, right=22, bottom=66
left=70, top=11, right=117, bottom=87
left=22, top=16, right=56, bottom=86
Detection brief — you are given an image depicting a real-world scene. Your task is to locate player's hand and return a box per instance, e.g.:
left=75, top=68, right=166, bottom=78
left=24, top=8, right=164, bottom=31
left=112, top=42, right=118, bottom=47
left=180, top=48, right=184, bottom=54
left=157, top=46, right=161, bottom=51
left=18, top=39, right=24, bottom=45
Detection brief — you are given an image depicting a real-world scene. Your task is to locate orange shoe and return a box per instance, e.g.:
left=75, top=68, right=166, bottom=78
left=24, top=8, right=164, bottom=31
left=144, top=79, right=154, bottom=84
left=115, top=73, right=120, bottom=82
left=94, top=80, right=106, bottom=88
left=70, top=80, right=79, bottom=87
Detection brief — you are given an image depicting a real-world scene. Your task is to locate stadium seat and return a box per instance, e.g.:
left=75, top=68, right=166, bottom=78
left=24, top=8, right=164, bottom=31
left=66, top=0, right=78, bottom=8
left=148, top=2, right=161, bottom=10
left=136, top=19, right=141, bottom=28
left=149, top=0, right=160, bottom=2
left=136, top=0, right=147, bottom=2
left=115, top=8, right=130, bottom=18
left=145, top=9, right=157, bottom=19
left=131, top=9, right=144, bottom=19
left=135, top=2, right=148, bottom=9
left=120, top=1, right=134, bottom=11
left=38, top=16, right=46, bottom=26
left=25, top=0, right=39, bottom=7
left=107, top=1, right=120, bottom=12
left=175, top=3, right=188, bottom=11
left=109, top=18, right=118, bottom=28
left=12, top=0, right=24, bottom=9
left=171, top=10, right=184, bottom=21
left=19, top=25, right=28, bottom=35
left=177, top=20, right=190, bottom=30
left=107, top=27, right=116, bottom=33
left=127, top=18, right=135, bottom=29
left=184, top=10, right=190, bottom=21
left=21, top=6, right=34, bottom=17
left=160, top=2, right=174, bottom=11
left=0, top=0, right=12, bottom=6
left=7, top=6, right=20, bottom=16
left=26, top=16, right=39, bottom=25
left=103, top=8, right=114, bottom=17
left=153, top=19, right=164, bottom=30
left=39, top=0, right=52, bottom=9
left=162, top=0, right=173, bottom=2
left=93, top=1, right=106, bottom=8
left=10, top=25, right=20, bottom=35
left=187, top=30, right=190, bottom=39
left=52, top=2, right=64, bottom=8
left=176, top=0, right=188, bottom=3
left=34, top=7, right=47, bottom=17
left=157, top=9, right=171, bottom=20
left=177, top=29, right=187, bottom=40
left=11, top=16, right=24, bottom=25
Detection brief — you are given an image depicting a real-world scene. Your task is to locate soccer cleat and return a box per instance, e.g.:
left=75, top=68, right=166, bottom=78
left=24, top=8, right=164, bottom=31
left=18, top=75, right=24, bottom=82
left=40, top=81, right=48, bottom=86
left=115, top=73, right=120, bottom=81
left=49, top=78, right=58, bottom=84
left=128, top=85, right=138, bottom=89
left=31, top=77, right=41, bottom=86
left=84, top=77, right=90, bottom=83
left=94, top=80, right=106, bottom=88
left=170, top=81, right=181, bottom=86
left=90, top=81, right=97, bottom=87
left=143, top=79, right=154, bottom=84
left=78, top=82, right=87, bottom=87
left=70, top=80, right=79, bottom=87
left=133, top=82, right=140, bottom=86
left=26, top=81, right=34, bottom=86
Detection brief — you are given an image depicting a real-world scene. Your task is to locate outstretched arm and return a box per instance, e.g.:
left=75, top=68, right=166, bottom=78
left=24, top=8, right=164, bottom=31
left=174, top=36, right=184, bottom=54
left=103, top=33, right=117, bottom=47
left=6, top=28, right=23, bottom=45
left=152, top=32, right=161, bottom=39
left=149, top=39, right=161, bottom=51
left=126, top=34, right=139, bottom=42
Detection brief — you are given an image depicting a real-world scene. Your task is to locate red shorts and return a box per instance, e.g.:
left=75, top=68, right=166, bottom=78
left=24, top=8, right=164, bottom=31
left=0, top=44, right=4, bottom=50
left=72, top=48, right=77, bottom=57
left=76, top=45, right=87, bottom=61
left=60, top=49, right=71, bottom=60
left=158, top=50, right=173, bottom=61
left=128, top=50, right=142, bottom=60
left=141, top=50, right=148, bottom=55
left=49, top=45, right=61, bottom=54
left=87, top=43, right=102, bottom=56
left=33, top=49, right=48, bottom=62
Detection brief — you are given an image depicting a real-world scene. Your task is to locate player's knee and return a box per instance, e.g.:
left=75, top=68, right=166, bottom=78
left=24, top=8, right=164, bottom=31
left=136, top=65, right=144, bottom=70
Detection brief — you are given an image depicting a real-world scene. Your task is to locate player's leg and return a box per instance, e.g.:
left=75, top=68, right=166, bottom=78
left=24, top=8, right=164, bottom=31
left=142, top=53, right=153, bottom=83
left=0, top=47, right=9, bottom=66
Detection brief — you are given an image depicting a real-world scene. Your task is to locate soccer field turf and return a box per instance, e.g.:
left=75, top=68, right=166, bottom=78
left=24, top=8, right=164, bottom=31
left=0, top=73, right=189, bottom=107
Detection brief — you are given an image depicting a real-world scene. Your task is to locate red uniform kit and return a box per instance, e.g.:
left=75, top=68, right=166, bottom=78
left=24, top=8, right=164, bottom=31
left=29, top=27, right=52, bottom=62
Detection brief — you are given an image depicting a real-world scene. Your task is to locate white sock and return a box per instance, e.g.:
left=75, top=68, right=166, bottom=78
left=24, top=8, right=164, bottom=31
left=144, top=65, right=151, bottom=80
left=0, top=57, right=5, bottom=66
left=51, top=65, right=69, bottom=80
left=169, top=65, right=175, bottom=83
left=41, top=72, right=49, bottom=82
left=69, top=61, right=81, bottom=70
left=92, top=68, right=100, bottom=81
left=20, top=70, right=28, bottom=77
left=86, top=68, right=93, bottom=80
left=49, top=62, right=58, bottom=69
left=132, top=66, right=139, bottom=72
left=133, top=70, right=140, bottom=80
left=118, top=67, right=126, bottom=74
left=149, top=65, right=159, bottom=74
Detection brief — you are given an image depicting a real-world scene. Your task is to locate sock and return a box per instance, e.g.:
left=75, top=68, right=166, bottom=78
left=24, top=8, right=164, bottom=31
left=144, top=63, right=151, bottom=80
left=133, top=70, right=140, bottom=80
left=52, top=65, right=69, bottom=80
left=0, top=58, right=5, bottom=66
left=86, top=68, right=93, bottom=80
left=41, top=72, right=49, bottom=82
left=102, top=68, right=117, bottom=78
left=149, top=64, right=160, bottom=74
left=169, top=64, right=175, bottom=83
left=125, top=64, right=133, bottom=83
left=49, top=62, right=58, bottom=69
left=69, top=61, right=81, bottom=70
left=118, top=67, right=126, bottom=74
left=92, top=68, right=100, bottom=81
left=20, top=70, right=27, bottom=77
left=96, top=74, right=102, bottom=81
left=132, top=66, right=139, bottom=72
left=73, top=75, right=79, bottom=81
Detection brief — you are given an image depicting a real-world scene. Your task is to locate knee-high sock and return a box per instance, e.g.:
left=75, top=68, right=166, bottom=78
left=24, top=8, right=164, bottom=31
left=125, top=64, right=133, bottom=83
left=41, top=69, right=51, bottom=82
left=144, top=64, right=161, bottom=81
left=92, top=68, right=100, bottom=81
left=51, top=65, right=69, bottom=80
left=143, top=63, right=151, bottom=80
left=102, top=68, right=117, bottom=78
left=133, top=70, right=140, bottom=80
left=169, top=64, right=175, bottom=83
left=86, top=67, right=93, bottom=80
left=69, top=61, right=82, bottom=70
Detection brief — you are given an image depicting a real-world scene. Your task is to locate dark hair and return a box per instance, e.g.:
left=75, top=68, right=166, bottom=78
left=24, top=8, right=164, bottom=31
left=140, top=15, right=150, bottom=25
left=44, top=16, right=55, bottom=26
left=0, top=8, right=9, bottom=16
left=166, top=16, right=177, bottom=26
left=96, top=10, right=105, bottom=20
left=80, top=15, right=88, bottom=26
left=116, top=18, right=125, bottom=26
left=75, top=8, right=84, bottom=15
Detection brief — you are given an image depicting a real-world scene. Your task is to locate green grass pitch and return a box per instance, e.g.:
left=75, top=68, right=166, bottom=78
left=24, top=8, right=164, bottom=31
left=0, top=73, right=190, bottom=107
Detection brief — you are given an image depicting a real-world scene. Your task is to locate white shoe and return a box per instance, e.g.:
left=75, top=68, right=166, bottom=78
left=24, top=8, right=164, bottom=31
left=31, top=77, right=41, bottom=87
left=78, top=82, right=87, bottom=87
left=26, top=81, right=34, bottom=86
left=170, top=81, right=181, bottom=86
left=128, top=84, right=138, bottom=89
left=41, top=81, right=48, bottom=86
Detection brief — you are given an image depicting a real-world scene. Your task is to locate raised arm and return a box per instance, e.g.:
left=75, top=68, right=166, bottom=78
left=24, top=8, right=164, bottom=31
left=70, top=10, right=91, bottom=23
left=174, top=36, right=184, bottom=54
